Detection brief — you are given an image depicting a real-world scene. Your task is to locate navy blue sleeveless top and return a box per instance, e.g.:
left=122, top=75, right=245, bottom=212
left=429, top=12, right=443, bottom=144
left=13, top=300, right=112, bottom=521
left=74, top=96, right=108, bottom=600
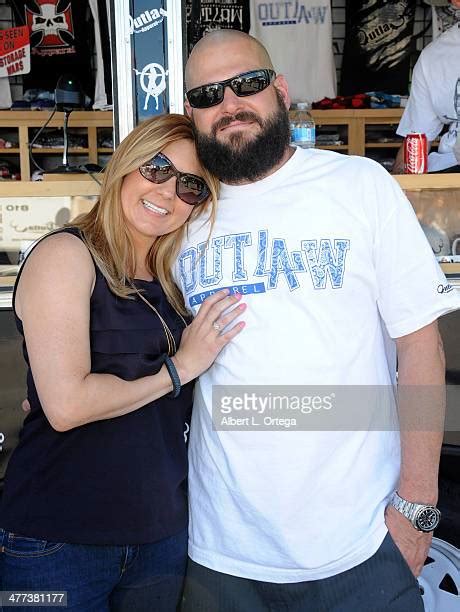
left=0, top=228, right=193, bottom=545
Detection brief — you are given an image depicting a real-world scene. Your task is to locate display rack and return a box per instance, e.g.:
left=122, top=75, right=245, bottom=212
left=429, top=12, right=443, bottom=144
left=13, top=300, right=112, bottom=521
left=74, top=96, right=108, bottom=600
left=308, top=108, right=405, bottom=156
left=0, top=111, right=113, bottom=181
left=0, top=108, right=452, bottom=180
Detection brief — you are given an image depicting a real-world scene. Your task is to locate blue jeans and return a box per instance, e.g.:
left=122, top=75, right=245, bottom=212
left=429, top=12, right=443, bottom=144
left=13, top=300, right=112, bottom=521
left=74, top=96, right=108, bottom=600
left=0, top=527, right=187, bottom=612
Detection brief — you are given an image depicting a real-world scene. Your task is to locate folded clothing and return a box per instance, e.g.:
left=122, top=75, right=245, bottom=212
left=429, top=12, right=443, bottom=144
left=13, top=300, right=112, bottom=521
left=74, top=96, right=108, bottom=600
left=312, top=94, right=371, bottom=110
left=313, top=92, right=402, bottom=110
left=366, top=92, right=401, bottom=109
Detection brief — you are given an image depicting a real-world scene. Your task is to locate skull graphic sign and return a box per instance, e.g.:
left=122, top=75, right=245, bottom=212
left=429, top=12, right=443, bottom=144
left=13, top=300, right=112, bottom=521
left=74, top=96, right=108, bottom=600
left=25, top=0, right=74, bottom=49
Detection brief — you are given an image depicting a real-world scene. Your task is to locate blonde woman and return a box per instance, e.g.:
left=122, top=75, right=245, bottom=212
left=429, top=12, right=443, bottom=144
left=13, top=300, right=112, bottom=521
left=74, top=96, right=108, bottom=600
left=0, top=114, right=245, bottom=612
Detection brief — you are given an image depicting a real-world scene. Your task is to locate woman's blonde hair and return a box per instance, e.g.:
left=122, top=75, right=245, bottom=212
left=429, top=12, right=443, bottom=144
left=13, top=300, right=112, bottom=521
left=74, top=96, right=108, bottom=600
left=72, top=113, right=218, bottom=315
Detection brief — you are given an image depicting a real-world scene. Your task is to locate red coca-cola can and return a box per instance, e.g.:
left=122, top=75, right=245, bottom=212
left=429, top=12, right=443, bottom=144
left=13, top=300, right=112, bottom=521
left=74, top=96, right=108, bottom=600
left=404, top=133, right=428, bottom=174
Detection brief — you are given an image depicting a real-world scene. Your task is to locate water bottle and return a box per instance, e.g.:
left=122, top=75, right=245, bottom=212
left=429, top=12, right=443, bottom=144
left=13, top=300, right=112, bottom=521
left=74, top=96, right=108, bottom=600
left=290, top=102, right=316, bottom=149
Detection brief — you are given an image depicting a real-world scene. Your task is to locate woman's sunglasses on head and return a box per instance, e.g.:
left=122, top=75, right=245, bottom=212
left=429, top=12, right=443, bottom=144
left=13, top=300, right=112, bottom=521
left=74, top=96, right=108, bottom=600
left=139, top=153, right=210, bottom=206
left=186, top=69, right=276, bottom=109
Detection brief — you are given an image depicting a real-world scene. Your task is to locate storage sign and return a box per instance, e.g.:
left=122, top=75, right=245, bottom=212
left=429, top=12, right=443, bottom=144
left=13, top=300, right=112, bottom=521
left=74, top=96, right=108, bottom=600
left=0, top=26, right=30, bottom=78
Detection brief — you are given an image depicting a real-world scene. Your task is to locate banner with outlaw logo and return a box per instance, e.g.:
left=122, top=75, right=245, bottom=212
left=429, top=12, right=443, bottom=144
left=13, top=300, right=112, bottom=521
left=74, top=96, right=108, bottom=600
left=130, top=0, right=170, bottom=121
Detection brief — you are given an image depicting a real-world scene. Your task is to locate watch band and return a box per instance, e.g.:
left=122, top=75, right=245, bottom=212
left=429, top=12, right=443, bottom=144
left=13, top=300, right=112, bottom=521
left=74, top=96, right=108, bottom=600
left=390, top=491, right=441, bottom=532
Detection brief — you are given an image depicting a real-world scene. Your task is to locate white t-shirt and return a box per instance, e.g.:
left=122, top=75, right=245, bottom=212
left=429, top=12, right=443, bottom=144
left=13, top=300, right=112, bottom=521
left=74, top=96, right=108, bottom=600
left=249, top=1, right=336, bottom=104
left=397, top=23, right=460, bottom=172
left=174, top=147, right=459, bottom=582
left=89, top=0, right=111, bottom=110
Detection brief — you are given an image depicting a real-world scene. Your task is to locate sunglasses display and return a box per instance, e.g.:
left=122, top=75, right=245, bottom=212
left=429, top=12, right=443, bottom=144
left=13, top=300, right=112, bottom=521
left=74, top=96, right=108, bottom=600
left=139, top=152, right=210, bottom=205
left=186, top=69, right=276, bottom=109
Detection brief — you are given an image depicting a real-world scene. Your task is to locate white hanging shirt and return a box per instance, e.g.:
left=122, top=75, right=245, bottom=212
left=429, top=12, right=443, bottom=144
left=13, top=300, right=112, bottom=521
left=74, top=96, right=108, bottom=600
left=89, top=0, right=112, bottom=110
left=249, top=1, right=336, bottom=104
left=0, top=77, right=12, bottom=110
left=397, top=23, right=460, bottom=172
left=174, top=147, right=459, bottom=582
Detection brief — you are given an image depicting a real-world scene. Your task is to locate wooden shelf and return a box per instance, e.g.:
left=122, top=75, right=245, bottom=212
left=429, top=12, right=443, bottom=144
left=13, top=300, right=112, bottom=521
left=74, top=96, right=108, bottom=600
left=304, top=108, right=405, bottom=156
left=0, top=180, right=100, bottom=196
left=394, top=174, right=460, bottom=190
left=441, top=263, right=460, bottom=275
left=365, top=142, right=403, bottom=148
left=31, top=148, right=89, bottom=154
left=0, top=110, right=113, bottom=128
left=0, top=111, right=113, bottom=180
left=316, top=145, right=348, bottom=150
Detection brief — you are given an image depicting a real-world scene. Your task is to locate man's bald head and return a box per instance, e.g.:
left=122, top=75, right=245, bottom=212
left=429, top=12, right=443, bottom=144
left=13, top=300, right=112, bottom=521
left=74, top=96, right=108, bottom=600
left=185, top=30, right=274, bottom=90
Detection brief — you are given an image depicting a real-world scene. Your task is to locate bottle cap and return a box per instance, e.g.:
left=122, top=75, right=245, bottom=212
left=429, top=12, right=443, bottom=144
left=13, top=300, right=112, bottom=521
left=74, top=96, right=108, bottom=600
left=297, top=102, right=310, bottom=110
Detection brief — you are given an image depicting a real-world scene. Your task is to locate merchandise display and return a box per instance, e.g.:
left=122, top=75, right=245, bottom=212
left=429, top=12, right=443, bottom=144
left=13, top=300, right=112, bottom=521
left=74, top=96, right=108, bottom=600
left=313, top=94, right=371, bottom=110
left=8, top=0, right=112, bottom=109
left=341, top=0, right=416, bottom=96
left=9, top=0, right=95, bottom=98
left=186, top=0, right=250, bottom=53
left=249, top=0, right=336, bottom=104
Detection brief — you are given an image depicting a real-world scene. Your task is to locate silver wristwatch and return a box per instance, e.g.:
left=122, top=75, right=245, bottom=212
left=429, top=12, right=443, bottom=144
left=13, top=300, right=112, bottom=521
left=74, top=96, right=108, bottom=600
left=390, top=491, right=441, bottom=533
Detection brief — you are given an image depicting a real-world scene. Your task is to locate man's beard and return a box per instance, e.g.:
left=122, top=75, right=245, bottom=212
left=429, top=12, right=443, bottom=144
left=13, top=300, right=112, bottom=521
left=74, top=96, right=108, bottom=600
left=193, top=93, right=291, bottom=183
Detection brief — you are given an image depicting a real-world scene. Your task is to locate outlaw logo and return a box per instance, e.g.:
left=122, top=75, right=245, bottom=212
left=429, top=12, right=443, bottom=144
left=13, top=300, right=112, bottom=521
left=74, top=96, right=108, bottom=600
left=25, top=0, right=74, bottom=49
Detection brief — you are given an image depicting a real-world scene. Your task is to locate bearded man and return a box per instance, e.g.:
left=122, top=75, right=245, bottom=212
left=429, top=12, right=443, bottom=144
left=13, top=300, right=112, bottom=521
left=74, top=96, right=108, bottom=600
left=171, top=30, right=459, bottom=612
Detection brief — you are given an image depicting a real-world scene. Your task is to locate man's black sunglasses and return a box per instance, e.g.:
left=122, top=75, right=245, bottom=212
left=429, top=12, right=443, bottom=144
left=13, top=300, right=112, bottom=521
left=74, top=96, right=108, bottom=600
left=186, top=69, right=276, bottom=109
left=139, top=152, right=210, bottom=205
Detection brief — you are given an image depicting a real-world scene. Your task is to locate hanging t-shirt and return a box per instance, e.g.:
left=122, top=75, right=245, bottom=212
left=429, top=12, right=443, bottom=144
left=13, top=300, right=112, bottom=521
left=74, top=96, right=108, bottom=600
left=9, top=0, right=94, bottom=99
left=89, top=0, right=112, bottom=109
left=0, top=78, right=12, bottom=109
left=397, top=23, right=460, bottom=172
left=174, top=147, right=459, bottom=582
left=340, top=0, right=416, bottom=96
left=432, top=5, right=460, bottom=38
left=186, top=0, right=250, bottom=54
left=249, top=0, right=336, bottom=104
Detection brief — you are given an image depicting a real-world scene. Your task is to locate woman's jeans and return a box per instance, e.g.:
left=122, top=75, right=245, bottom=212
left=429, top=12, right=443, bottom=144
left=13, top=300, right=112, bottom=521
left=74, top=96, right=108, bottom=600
left=0, top=527, right=188, bottom=612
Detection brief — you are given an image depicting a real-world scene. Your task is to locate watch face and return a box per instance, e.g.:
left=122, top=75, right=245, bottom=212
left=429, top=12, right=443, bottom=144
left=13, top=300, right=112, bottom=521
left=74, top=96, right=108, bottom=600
left=415, top=507, right=441, bottom=532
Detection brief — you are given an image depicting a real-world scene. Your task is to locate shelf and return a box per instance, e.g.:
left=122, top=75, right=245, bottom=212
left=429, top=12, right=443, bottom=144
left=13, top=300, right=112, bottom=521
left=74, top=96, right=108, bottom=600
left=316, top=145, right=348, bottom=150
left=0, top=180, right=100, bottom=196
left=441, top=263, right=460, bottom=275
left=0, top=110, right=113, bottom=128
left=30, top=147, right=113, bottom=155
left=395, top=174, right=460, bottom=190
left=0, top=111, right=114, bottom=180
left=304, top=109, right=405, bottom=156
left=31, top=148, right=89, bottom=154
left=365, top=142, right=403, bottom=148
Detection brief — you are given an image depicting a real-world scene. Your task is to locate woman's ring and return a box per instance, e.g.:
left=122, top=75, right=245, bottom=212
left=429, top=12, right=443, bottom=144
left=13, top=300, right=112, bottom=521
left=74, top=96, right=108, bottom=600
left=213, top=321, right=221, bottom=332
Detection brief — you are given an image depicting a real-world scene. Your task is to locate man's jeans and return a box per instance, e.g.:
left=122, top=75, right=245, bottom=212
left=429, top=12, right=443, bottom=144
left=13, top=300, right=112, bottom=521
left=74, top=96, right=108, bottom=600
left=181, top=532, right=424, bottom=612
left=0, top=527, right=187, bottom=612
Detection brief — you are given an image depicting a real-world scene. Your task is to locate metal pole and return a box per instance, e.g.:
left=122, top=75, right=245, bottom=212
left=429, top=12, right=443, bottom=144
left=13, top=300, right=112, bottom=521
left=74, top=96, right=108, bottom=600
left=166, top=0, right=184, bottom=115
left=62, top=110, right=70, bottom=167
left=110, top=0, right=135, bottom=144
